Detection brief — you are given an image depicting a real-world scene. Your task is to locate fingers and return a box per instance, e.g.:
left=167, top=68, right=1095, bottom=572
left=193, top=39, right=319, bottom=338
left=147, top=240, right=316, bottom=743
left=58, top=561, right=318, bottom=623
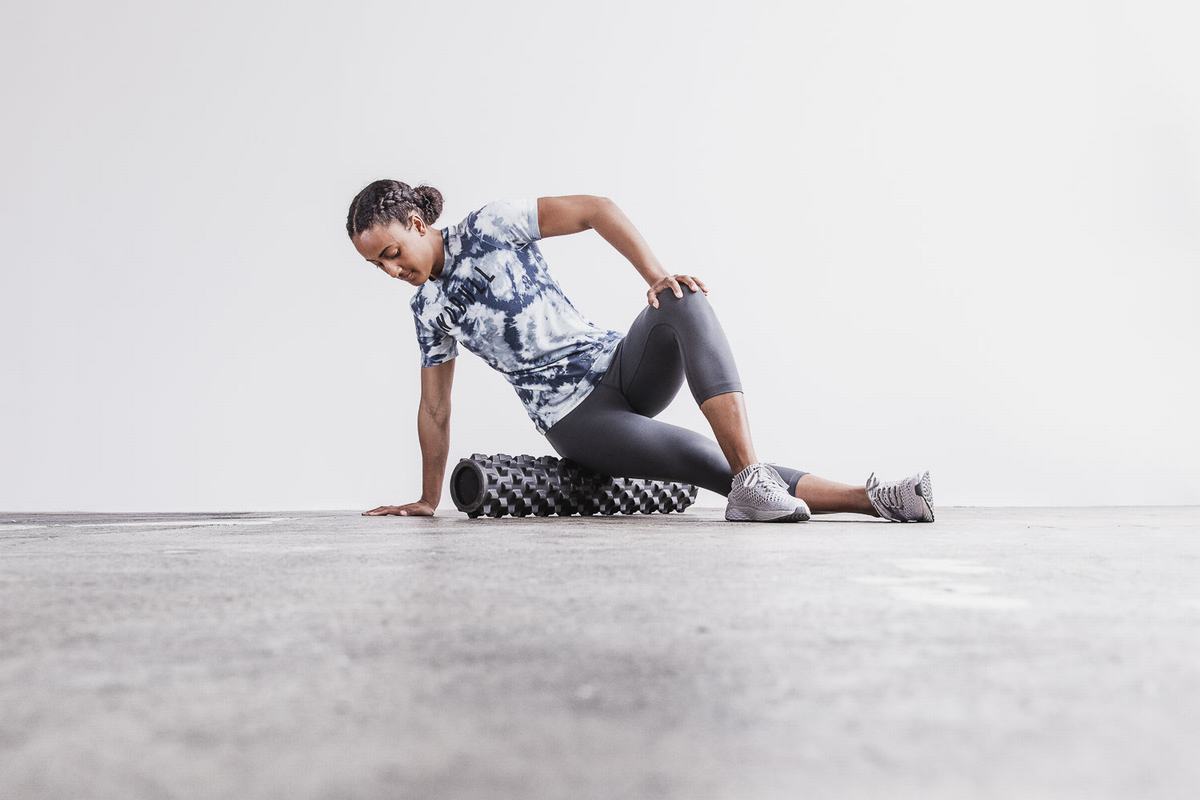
left=363, top=503, right=435, bottom=517
left=362, top=505, right=406, bottom=516
left=648, top=276, right=709, bottom=308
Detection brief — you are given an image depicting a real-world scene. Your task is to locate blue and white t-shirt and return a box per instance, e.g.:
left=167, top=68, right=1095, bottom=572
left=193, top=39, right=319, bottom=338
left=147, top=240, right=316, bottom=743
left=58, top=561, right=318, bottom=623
left=410, top=198, right=624, bottom=434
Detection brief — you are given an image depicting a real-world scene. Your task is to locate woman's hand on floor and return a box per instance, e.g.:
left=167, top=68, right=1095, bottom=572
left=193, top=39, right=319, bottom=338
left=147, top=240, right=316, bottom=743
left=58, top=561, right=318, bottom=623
left=647, top=274, right=708, bottom=308
left=362, top=500, right=436, bottom=517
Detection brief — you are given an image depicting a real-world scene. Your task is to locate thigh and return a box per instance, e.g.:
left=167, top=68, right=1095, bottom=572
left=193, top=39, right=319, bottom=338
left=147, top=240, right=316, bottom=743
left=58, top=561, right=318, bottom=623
left=609, top=291, right=744, bottom=414
left=546, top=383, right=734, bottom=496
left=606, top=306, right=686, bottom=418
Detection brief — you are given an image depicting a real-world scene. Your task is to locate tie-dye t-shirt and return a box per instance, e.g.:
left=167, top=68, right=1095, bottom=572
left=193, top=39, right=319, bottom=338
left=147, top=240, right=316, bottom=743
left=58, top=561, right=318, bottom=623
left=410, top=198, right=625, bottom=435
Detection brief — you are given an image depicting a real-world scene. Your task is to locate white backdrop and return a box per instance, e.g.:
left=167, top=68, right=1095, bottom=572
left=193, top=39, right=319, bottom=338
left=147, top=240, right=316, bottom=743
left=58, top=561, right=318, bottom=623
left=2, top=0, right=1197, bottom=511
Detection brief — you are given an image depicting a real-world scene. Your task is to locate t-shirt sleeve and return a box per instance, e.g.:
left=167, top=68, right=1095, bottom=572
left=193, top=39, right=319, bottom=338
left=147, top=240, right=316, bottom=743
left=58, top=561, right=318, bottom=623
left=413, top=311, right=458, bottom=367
left=468, top=197, right=542, bottom=249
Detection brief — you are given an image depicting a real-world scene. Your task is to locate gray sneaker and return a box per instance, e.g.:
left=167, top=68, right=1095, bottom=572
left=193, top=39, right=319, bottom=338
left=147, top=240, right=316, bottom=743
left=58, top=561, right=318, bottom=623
left=725, top=463, right=811, bottom=522
left=865, top=471, right=935, bottom=522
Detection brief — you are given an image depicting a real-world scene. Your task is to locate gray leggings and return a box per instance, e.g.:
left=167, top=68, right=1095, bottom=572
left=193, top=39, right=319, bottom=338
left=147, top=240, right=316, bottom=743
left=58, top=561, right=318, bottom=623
left=545, top=289, right=808, bottom=497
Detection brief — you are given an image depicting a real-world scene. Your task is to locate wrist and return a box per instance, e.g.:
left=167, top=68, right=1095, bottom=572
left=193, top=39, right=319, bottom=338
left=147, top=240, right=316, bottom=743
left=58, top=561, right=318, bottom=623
left=644, top=267, right=668, bottom=285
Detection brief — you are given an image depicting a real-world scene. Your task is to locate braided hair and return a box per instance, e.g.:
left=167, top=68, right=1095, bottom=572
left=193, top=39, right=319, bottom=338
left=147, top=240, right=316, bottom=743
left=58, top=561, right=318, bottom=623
left=346, top=179, right=444, bottom=238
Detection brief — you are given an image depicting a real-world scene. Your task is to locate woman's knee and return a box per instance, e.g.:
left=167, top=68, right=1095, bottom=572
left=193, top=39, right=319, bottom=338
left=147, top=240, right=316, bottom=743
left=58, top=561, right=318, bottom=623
left=651, top=288, right=711, bottom=318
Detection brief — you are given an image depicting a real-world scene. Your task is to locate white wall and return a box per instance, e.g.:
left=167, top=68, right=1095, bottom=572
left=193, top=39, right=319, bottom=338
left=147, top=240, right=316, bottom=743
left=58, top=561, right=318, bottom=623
left=2, top=0, right=1197, bottom=511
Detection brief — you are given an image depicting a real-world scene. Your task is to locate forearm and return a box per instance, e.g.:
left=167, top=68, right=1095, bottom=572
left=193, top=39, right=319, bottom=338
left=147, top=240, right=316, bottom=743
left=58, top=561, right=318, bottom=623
left=589, top=199, right=668, bottom=286
left=416, top=408, right=450, bottom=505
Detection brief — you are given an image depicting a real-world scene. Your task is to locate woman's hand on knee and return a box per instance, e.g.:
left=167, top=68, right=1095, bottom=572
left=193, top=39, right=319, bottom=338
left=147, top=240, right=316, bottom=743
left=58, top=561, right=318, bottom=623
left=647, top=274, right=708, bottom=308
left=362, top=500, right=436, bottom=517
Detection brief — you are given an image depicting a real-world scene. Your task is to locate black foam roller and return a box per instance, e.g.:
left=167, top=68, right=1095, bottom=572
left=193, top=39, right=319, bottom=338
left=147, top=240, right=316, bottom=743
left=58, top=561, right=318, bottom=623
left=449, top=453, right=699, bottom=518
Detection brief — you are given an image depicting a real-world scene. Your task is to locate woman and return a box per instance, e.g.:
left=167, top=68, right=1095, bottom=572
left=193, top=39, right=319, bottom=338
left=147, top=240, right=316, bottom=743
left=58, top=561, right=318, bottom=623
left=346, top=180, right=934, bottom=523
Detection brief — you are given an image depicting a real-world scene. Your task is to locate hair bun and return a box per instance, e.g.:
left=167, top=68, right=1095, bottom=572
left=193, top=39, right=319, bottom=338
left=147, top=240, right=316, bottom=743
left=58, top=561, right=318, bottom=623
left=412, top=185, right=444, bottom=225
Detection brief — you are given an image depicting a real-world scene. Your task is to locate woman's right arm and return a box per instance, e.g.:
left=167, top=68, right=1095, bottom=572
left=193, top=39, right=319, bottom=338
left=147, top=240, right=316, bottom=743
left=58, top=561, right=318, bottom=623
left=362, top=359, right=456, bottom=517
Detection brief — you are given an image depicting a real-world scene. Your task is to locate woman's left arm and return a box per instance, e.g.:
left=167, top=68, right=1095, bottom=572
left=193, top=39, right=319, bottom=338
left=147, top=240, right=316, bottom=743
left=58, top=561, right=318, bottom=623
left=536, top=195, right=708, bottom=308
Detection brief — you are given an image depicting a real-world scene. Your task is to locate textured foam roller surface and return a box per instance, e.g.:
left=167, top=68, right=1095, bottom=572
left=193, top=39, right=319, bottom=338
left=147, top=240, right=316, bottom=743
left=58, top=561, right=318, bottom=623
left=449, top=453, right=700, bottom=519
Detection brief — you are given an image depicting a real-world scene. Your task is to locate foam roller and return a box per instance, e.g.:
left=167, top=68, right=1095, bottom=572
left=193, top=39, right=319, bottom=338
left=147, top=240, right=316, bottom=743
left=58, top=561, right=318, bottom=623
left=449, top=453, right=700, bottom=518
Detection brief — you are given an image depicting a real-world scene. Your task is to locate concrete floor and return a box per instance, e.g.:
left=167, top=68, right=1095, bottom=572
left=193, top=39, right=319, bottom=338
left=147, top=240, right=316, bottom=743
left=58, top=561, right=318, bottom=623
left=2, top=507, right=1198, bottom=800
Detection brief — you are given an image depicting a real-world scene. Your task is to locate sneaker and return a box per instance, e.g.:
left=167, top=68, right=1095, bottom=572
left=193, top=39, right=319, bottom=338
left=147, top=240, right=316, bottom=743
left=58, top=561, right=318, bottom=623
left=865, top=470, right=935, bottom=522
left=725, top=463, right=811, bottom=522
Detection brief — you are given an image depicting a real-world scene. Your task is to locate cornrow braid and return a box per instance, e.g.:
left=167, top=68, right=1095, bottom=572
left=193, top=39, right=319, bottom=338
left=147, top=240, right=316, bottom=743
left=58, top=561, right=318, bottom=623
left=346, top=179, right=444, bottom=238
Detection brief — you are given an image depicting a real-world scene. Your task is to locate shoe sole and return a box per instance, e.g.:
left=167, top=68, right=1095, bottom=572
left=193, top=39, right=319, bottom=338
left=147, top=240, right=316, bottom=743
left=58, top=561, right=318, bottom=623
left=725, top=502, right=811, bottom=523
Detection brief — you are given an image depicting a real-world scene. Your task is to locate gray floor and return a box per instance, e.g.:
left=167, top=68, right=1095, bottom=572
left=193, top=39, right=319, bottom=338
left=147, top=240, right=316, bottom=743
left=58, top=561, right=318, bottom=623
left=2, top=507, right=1198, bottom=800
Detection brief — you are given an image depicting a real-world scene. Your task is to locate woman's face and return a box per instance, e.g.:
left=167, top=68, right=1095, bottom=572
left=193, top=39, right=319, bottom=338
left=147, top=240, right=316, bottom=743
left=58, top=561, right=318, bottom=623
left=352, top=213, right=442, bottom=285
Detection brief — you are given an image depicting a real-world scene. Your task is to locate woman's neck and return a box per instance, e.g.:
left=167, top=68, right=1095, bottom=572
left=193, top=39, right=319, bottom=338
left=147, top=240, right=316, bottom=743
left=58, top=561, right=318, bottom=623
left=431, top=228, right=446, bottom=280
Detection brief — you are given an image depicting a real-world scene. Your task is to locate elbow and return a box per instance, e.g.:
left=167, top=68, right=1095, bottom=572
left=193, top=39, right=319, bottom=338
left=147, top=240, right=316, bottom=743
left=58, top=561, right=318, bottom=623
left=419, top=401, right=451, bottom=425
left=587, top=195, right=616, bottom=228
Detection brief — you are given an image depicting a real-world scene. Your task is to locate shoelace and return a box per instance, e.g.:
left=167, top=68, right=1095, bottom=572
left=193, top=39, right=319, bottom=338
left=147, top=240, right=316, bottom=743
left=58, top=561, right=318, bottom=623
left=742, top=464, right=790, bottom=500
left=871, top=479, right=905, bottom=518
